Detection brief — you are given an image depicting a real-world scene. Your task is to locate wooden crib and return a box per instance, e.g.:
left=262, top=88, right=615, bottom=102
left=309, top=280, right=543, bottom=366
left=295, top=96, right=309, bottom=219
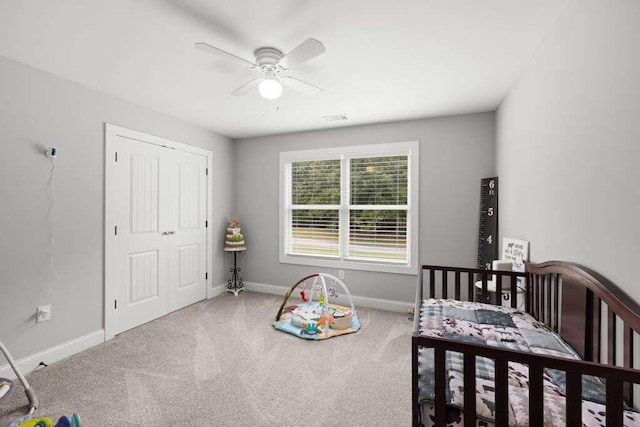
left=412, top=261, right=640, bottom=426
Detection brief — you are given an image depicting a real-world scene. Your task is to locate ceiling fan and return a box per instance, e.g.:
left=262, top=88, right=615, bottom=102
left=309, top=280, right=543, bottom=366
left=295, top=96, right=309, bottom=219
left=195, top=38, right=326, bottom=100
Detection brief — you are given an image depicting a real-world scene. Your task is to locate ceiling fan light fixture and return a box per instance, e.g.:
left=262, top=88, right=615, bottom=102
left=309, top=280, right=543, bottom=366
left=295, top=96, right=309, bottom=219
left=196, top=38, right=325, bottom=99
left=258, top=78, right=283, bottom=100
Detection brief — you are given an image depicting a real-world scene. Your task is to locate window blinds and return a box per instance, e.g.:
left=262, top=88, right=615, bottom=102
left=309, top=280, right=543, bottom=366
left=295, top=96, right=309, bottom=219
left=287, top=155, right=408, bottom=263
left=289, top=160, right=340, bottom=257
left=349, top=156, right=408, bottom=261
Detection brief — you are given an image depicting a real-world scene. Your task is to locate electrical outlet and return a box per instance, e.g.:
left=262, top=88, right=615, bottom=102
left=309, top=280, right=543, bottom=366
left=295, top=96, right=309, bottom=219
left=36, top=305, right=51, bottom=323
left=338, top=270, right=345, bottom=280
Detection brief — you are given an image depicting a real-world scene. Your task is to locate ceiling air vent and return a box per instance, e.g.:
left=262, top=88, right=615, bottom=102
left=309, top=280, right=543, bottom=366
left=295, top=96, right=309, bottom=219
left=322, top=114, right=348, bottom=122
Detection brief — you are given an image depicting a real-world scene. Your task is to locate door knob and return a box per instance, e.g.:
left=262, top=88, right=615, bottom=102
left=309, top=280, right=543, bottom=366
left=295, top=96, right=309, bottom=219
left=161, top=231, right=170, bottom=236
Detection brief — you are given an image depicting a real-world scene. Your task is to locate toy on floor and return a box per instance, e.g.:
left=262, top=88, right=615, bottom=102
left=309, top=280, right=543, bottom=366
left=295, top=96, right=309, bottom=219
left=1, top=341, right=81, bottom=427
left=16, top=414, right=80, bottom=427
left=273, top=273, right=360, bottom=340
left=52, top=414, right=81, bottom=427
left=1, top=340, right=38, bottom=427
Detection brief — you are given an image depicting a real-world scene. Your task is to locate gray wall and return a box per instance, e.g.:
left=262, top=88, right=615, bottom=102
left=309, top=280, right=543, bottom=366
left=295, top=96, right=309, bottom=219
left=0, top=55, right=234, bottom=361
left=235, top=113, right=495, bottom=303
left=496, top=0, right=640, bottom=300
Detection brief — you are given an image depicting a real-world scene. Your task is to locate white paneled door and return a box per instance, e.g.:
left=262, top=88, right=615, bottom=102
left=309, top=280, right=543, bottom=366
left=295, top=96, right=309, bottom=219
left=109, top=132, right=208, bottom=336
left=167, top=149, right=207, bottom=312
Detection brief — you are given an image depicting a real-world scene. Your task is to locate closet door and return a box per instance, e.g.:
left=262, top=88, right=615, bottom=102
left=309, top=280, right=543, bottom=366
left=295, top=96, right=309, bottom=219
left=110, top=136, right=209, bottom=335
left=166, top=150, right=207, bottom=312
left=106, top=124, right=212, bottom=339
left=113, top=138, right=170, bottom=335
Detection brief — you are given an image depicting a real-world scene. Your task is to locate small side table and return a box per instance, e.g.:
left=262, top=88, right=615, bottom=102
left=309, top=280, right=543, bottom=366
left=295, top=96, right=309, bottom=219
left=224, top=247, right=246, bottom=296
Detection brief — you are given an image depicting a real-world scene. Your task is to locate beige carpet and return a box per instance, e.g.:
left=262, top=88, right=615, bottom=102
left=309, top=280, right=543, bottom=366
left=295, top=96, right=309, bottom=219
left=0, top=291, right=412, bottom=426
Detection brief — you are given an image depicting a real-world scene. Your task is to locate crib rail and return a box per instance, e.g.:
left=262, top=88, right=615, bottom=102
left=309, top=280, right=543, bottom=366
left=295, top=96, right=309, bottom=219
left=412, top=334, right=640, bottom=427
left=413, top=265, right=528, bottom=334
left=417, top=264, right=527, bottom=305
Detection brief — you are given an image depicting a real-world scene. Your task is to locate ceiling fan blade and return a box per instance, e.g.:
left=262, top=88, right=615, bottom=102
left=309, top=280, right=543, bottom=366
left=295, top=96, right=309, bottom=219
left=230, top=78, right=260, bottom=96
left=281, top=38, right=326, bottom=66
left=280, top=76, right=324, bottom=95
left=195, top=42, right=257, bottom=68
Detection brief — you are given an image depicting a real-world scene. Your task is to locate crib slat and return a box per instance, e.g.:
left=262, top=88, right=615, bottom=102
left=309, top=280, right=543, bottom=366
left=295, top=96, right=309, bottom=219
left=624, top=326, right=634, bottom=403
left=463, top=353, right=476, bottom=427
left=429, top=269, right=435, bottom=299
left=442, top=269, right=448, bottom=299
left=546, top=275, right=552, bottom=325
left=533, top=275, right=540, bottom=320
left=494, top=358, right=509, bottom=426
left=607, top=378, right=623, bottom=426
left=455, top=271, right=461, bottom=301
left=435, top=347, right=446, bottom=426
left=594, top=297, right=602, bottom=363
left=512, top=275, right=519, bottom=309
left=467, top=272, right=474, bottom=302
left=566, top=370, right=582, bottom=426
left=495, top=272, right=502, bottom=306
left=412, top=338, right=420, bottom=426
left=608, top=307, right=617, bottom=366
left=525, top=273, right=530, bottom=314
left=540, top=274, right=549, bottom=323
left=531, top=275, right=540, bottom=320
left=585, top=290, right=594, bottom=362
left=481, top=275, right=488, bottom=303
left=553, top=274, right=559, bottom=332
left=529, top=364, right=544, bottom=426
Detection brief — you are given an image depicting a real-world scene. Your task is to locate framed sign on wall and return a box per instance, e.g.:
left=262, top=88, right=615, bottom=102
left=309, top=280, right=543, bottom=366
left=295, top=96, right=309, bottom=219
left=502, top=238, right=530, bottom=273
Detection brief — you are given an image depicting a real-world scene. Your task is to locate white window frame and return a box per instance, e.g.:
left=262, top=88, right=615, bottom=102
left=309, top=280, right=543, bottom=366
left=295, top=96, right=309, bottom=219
left=279, top=141, right=419, bottom=275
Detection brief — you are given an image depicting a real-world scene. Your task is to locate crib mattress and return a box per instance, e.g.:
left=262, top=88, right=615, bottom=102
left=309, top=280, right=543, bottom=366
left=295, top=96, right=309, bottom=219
left=417, top=299, right=640, bottom=426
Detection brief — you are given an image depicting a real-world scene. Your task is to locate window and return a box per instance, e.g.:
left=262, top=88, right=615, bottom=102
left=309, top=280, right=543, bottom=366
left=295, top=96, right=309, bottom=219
left=279, top=141, right=419, bottom=274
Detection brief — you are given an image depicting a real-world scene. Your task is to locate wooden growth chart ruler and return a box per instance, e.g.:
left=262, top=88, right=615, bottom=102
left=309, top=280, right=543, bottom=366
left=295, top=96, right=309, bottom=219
left=477, top=177, right=498, bottom=270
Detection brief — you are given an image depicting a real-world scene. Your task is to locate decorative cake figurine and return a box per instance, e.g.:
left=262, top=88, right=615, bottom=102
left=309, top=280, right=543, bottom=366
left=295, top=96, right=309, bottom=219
left=224, top=216, right=246, bottom=251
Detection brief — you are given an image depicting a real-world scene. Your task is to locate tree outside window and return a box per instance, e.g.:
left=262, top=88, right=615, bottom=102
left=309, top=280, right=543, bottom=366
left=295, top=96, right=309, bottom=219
left=281, top=141, right=418, bottom=274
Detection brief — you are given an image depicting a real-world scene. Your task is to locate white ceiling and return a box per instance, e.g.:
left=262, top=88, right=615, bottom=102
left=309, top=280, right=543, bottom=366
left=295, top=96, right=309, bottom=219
left=0, top=0, right=569, bottom=139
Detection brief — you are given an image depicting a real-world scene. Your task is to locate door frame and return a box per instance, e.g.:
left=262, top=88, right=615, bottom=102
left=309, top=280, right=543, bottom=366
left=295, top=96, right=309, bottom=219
left=104, top=123, right=213, bottom=341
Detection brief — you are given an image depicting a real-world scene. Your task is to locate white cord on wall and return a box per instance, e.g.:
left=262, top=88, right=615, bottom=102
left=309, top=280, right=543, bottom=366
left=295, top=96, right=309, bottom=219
left=45, top=148, right=58, bottom=300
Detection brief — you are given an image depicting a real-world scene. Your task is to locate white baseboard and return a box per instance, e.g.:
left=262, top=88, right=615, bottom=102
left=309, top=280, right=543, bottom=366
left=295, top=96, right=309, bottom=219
left=208, top=282, right=228, bottom=299
left=0, top=330, right=104, bottom=380
left=244, top=281, right=413, bottom=313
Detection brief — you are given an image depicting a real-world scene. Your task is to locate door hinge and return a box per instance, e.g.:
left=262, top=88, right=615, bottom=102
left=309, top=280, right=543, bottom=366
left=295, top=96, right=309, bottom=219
left=114, top=299, right=117, bottom=309
left=206, top=168, right=209, bottom=176
left=205, top=272, right=208, bottom=280
left=205, top=220, right=208, bottom=228
left=115, top=152, right=118, bottom=162
left=115, top=225, right=118, bottom=235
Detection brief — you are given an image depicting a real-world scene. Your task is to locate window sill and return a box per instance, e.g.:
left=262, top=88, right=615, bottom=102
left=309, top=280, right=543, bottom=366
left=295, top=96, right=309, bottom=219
left=279, top=253, right=418, bottom=275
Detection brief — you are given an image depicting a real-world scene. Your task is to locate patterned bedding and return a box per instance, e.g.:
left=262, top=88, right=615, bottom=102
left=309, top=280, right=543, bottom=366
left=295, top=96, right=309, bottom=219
left=417, top=299, right=640, bottom=426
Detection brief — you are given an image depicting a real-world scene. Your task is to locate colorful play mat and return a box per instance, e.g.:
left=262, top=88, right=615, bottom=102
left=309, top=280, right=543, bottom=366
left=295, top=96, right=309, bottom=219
left=273, top=273, right=360, bottom=340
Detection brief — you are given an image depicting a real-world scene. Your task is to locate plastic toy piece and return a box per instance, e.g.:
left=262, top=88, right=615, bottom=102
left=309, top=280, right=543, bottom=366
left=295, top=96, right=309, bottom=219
left=300, top=289, right=308, bottom=302
left=305, top=322, right=318, bottom=334
left=55, top=417, right=71, bottom=427
left=52, top=413, right=80, bottom=427
left=18, top=418, right=52, bottom=427
left=315, top=312, right=335, bottom=329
